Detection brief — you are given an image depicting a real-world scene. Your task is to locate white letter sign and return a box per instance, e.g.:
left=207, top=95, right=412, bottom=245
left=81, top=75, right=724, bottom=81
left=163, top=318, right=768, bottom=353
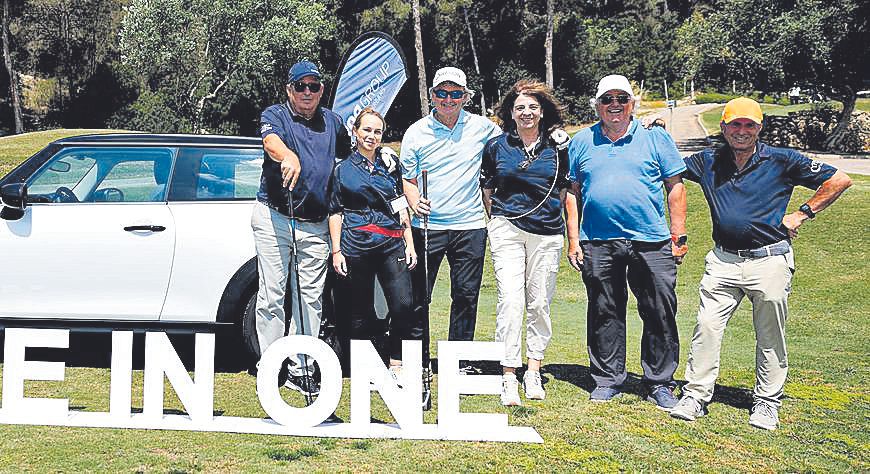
left=0, top=329, right=542, bottom=443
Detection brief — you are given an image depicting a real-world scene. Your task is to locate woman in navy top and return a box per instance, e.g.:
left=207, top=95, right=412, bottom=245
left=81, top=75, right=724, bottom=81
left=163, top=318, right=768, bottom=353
left=328, top=108, right=418, bottom=381
left=481, top=80, right=574, bottom=406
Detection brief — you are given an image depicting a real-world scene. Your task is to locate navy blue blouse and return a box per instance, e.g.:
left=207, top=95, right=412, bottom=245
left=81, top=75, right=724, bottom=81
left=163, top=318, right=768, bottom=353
left=329, top=150, right=406, bottom=257
left=481, top=132, right=570, bottom=235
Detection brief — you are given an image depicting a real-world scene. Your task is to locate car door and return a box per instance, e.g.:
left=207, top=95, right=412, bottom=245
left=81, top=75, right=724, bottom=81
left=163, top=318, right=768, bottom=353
left=159, top=146, right=261, bottom=322
left=0, top=146, right=177, bottom=321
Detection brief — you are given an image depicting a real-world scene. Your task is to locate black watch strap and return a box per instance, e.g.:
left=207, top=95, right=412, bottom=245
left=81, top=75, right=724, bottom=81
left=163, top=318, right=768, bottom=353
left=799, top=203, right=816, bottom=219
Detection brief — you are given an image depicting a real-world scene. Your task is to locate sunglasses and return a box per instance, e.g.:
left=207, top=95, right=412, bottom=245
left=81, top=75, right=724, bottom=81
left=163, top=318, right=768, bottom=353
left=292, top=81, right=322, bottom=93
left=433, top=89, right=466, bottom=99
left=598, top=94, right=631, bottom=105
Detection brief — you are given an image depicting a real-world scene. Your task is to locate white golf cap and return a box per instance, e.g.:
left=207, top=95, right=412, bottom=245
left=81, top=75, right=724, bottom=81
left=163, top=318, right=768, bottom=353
left=595, top=74, right=634, bottom=99
left=432, top=67, right=468, bottom=89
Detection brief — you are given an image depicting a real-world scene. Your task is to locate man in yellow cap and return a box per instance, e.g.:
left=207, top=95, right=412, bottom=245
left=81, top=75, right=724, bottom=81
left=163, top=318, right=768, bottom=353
left=669, top=97, right=852, bottom=430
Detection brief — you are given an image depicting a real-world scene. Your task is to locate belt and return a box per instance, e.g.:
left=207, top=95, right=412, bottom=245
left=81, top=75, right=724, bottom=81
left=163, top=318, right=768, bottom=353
left=717, top=240, right=790, bottom=259
left=355, top=223, right=404, bottom=238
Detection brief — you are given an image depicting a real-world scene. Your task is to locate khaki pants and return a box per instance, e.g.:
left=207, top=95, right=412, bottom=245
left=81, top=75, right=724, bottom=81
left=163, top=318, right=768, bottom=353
left=488, top=217, right=562, bottom=368
left=251, top=202, right=329, bottom=376
left=682, top=246, right=795, bottom=406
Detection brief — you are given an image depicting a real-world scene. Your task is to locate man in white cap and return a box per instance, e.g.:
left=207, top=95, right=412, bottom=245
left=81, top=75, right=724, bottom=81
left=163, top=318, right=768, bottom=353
left=566, top=74, right=688, bottom=408
left=399, top=66, right=501, bottom=375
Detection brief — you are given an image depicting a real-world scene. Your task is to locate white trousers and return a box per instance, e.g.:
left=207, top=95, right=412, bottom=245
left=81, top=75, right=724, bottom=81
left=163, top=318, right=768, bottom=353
left=683, top=247, right=794, bottom=406
left=488, top=217, right=562, bottom=368
left=251, top=201, right=329, bottom=376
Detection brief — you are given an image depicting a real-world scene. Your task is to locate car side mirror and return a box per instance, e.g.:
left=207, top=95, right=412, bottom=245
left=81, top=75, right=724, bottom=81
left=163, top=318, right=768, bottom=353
left=0, top=182, right=28, bottom=220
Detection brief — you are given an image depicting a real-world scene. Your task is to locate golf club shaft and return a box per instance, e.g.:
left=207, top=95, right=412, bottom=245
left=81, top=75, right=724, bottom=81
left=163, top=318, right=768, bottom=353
left=288, top=191, right=314, bottom=406
left=421, top=170, right=429, bottom=305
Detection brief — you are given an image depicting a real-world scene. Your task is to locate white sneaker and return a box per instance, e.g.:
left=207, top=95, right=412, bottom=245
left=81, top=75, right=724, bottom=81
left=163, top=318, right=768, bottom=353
left=749, top=400, right=779, bottom=431
left=523, top=371, right=545, bottom=400
left=501, top=373, right=522, bottom=406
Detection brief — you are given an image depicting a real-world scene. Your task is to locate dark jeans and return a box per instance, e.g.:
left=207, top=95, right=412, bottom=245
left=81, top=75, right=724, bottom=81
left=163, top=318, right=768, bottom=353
left=580, top=239, right=679, bottom=389
left=344, top=245, right=421, bottom=361
left=411, top=227, right=487, bottom=363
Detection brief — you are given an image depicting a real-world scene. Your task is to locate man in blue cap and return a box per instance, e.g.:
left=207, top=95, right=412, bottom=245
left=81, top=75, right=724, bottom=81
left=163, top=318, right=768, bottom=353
left=252, top=61, right=351, bottom=396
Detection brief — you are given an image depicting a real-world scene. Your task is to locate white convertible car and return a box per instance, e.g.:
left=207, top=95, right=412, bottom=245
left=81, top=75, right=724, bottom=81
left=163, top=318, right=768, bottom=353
left=0, top=134, right=267, bottom=359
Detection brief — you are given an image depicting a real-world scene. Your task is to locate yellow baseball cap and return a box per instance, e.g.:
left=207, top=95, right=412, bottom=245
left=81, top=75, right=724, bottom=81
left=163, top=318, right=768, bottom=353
left=721, top=97, right=763, bottom=124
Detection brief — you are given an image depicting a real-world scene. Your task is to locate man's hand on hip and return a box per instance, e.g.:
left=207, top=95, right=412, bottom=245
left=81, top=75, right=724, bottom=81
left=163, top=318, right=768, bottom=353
left=781, top=211, right=808, bottom=239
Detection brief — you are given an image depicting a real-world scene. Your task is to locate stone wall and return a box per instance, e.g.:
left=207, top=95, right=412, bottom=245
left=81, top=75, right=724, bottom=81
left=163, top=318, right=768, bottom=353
left=760, top=107, right=870, bottom=153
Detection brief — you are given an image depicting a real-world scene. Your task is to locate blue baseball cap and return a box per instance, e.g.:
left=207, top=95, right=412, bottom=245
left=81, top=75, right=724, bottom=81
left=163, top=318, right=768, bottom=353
left=287, top=61, right=321, bottom=83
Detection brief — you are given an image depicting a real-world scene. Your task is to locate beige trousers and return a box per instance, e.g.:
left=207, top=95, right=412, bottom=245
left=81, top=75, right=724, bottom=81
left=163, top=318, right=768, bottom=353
left=488, top=217, right=563, bottom=368
left=682, top=246, right=795, bottom=406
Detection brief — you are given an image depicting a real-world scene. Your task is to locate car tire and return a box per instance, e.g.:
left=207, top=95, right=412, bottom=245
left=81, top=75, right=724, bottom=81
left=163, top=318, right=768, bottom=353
left=240, top=289, right=260, bottom=364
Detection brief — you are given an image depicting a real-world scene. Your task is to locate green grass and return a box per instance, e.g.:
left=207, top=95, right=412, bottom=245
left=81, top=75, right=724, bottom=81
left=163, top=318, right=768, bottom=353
left=1, top=132, right=869, bottom=471
left=0, top=129, right=128, bottom=177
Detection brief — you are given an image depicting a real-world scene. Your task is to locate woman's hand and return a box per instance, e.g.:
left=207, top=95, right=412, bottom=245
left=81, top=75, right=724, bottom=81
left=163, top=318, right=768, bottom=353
left=566, top=243, right=584, bottom=272
left=332, top=251, right=348, bottom=277
left=405, top=245, right=417, bottom=270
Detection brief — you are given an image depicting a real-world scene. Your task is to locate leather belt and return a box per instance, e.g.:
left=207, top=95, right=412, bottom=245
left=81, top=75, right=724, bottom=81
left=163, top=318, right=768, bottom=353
left=717, top=240, right=791, bottom=259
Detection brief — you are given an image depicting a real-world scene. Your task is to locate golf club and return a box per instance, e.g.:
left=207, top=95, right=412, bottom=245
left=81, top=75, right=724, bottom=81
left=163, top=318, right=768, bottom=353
left=286, top=190, right=315, bottom=406
left=421, top=169, right=432, bottom=410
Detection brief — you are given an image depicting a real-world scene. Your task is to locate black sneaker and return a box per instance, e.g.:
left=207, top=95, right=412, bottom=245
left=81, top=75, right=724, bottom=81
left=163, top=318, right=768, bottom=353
left=284, top=374, right=320, bottom=396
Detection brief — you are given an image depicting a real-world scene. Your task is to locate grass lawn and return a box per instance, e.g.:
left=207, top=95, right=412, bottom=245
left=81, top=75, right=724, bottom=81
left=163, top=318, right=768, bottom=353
left=1, top=131, right=868, bottom=471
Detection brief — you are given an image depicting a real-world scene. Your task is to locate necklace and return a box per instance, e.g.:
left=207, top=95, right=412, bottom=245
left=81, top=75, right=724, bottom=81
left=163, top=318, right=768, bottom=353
left=519, top=136, right=541, bottom=170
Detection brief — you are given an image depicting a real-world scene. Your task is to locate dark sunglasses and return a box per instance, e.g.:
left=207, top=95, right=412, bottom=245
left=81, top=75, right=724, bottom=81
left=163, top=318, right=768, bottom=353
left=598, top=94, right=631, bottom=105
left=292, top=81, right=322, bottom=93
left=434, top=89, right=466, bottom=99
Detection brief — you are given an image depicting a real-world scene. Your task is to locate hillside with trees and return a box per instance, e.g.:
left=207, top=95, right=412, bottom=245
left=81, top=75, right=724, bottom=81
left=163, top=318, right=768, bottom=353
left=1, top=0, right=867, bottom=149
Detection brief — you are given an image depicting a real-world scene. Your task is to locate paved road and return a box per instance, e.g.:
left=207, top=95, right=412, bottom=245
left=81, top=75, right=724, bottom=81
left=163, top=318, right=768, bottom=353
left=654, top=103, right=870, bottom=175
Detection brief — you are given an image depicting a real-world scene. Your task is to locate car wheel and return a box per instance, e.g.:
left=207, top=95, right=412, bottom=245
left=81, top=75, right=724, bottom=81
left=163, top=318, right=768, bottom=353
left=240, top=289, right=260, bottom=363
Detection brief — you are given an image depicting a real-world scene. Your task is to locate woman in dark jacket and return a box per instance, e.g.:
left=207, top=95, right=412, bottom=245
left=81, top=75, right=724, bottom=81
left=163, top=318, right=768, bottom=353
left=481, top=80, right=575, bottom=406
left=328, top=107, right=418, bottom=382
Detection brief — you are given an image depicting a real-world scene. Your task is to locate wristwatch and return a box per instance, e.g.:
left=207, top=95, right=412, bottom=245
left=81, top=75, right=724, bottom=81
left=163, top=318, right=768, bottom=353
left=799, top=203, right=816, bottom=219
left=671, top=234, right=688, bottom=247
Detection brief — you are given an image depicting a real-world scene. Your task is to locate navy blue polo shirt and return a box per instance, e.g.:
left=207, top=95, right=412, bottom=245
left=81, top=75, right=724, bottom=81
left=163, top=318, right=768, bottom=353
left=683, top=142, right=837, bottom=250
left=258, top=103, right=351, bottom=220
left=329, top=150, right=406, bottom=258
left=481, top=132, right=570, bottom=235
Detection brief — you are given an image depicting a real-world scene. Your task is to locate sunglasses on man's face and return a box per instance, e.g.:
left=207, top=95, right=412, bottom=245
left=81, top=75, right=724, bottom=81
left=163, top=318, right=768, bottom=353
left=598, top=94, right=631, bottom=105
left=434, top=89, right=466, bottom=99
left=292, top=81, right=322, bottom=93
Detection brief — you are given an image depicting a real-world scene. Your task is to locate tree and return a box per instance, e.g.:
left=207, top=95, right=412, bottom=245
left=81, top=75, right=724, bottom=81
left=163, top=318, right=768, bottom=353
left=119, top=0, right=334, bottom=133
left=2, top=0, right=22, bottom=133
left=772, top=0, right=870, bottom=150
left=677, top=0, right=870, bottom=150
left=545, top=0, right=554, bottom=88
left=411, top=0, right=429, bottom=116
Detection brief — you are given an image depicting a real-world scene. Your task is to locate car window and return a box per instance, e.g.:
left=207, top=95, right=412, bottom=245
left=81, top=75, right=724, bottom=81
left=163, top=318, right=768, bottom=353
left=27, top=151, right=97, bottom=201
left=27, top=147, right=176, bottom=204
left=170, top=147, right=263, bottom=201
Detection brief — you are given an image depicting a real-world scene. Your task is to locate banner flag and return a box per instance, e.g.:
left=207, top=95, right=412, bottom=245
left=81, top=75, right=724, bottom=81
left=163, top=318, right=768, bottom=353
left=330, top=31, right=409, bottom=133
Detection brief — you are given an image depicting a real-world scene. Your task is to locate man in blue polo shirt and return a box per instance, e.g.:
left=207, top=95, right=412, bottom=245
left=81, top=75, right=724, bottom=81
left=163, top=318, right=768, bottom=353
left=670, top=98, right=852, bottom=430
left=400, top=66, right=502, bottom=375
left=567, top=74, right=688, bottom=409
left=253, top=61, right=351, bottom=396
